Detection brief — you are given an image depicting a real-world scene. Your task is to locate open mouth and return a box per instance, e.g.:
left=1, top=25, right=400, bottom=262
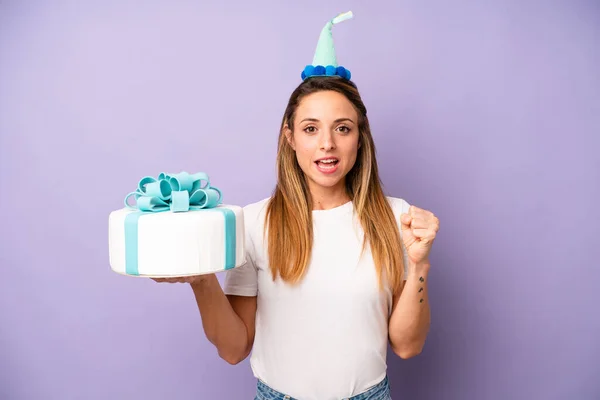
left=315, top=157, right=339, bottom=173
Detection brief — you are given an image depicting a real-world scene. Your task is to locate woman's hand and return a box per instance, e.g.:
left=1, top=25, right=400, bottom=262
left=151, top=273, right=215, bottom=286
left=400, top=205, right=440, bottom=265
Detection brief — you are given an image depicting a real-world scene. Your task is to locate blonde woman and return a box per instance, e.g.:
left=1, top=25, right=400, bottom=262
left=154, top=12, right=439, bottom=400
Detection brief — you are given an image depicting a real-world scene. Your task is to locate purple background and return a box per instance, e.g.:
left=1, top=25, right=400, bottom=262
left=1, top=1, right=598, bottom=399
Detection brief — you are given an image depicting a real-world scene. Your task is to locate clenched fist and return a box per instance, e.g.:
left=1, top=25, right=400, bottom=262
left=400, top=205, right=439, bottom=264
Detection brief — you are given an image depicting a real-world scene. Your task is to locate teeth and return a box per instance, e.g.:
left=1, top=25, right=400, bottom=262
left=319, top=159, right=337, bottom=164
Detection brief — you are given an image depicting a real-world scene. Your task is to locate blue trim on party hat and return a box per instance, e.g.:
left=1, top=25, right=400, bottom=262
left=302, top=11, right=353, bottom=81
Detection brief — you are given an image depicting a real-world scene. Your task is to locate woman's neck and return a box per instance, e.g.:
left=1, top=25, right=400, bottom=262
left=308, top=182, right=351, bottom=211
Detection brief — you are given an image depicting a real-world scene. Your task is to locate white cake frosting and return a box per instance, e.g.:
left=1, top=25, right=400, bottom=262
left=108, top=205, right=245, bottom=277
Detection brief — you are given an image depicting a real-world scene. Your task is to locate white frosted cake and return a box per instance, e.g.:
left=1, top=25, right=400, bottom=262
left=108, top=172, right=245, bottom=277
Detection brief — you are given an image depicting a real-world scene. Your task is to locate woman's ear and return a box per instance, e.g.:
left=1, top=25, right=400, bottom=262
left=284, top=124, right=295, bottom=151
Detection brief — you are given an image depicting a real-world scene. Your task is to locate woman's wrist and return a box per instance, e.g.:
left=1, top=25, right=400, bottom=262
left=407, top=259, right=431, bottom=278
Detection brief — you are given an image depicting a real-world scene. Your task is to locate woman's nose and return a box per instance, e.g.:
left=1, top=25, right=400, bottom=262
left=319, top=132, right=336, bottom=150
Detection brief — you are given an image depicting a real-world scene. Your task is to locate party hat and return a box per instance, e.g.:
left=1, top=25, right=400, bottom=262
left=301, top=11, right=353, bottom=81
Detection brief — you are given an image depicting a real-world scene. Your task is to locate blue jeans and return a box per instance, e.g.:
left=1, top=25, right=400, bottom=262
left=254, top=375, right=392, bottom=400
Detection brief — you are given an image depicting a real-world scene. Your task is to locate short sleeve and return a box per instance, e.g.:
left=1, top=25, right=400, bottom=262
left=388, top=197, right=411, bottom=281
left=223, top=261, right=258, bottom=296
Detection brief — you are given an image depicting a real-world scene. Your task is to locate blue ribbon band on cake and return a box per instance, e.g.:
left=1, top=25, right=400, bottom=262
left=122, top=172, right=236, bottom=275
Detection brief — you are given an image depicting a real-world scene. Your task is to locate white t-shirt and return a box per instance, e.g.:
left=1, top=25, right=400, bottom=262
left=223, top=196, right=410, bottom=400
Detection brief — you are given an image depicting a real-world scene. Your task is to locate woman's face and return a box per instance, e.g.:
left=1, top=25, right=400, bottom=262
left=286, top=90, right=360, bottom=195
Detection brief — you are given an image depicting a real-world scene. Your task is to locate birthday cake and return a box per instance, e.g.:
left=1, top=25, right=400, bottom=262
left=108, top=172, right=245, bottom=277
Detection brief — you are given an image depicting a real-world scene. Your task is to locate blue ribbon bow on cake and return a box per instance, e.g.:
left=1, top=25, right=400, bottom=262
left=124, top=171, right=222, bottom=212
left=121, top=172, right=236, bottom=276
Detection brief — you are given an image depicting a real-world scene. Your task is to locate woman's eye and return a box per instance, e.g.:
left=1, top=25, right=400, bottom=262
left=338, top=126, right=350, bottom=133
left=304, top=126, right=316, bottom=133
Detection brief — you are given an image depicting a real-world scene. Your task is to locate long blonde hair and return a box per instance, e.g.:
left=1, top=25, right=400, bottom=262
left=265, top=77, right=404, bottom=293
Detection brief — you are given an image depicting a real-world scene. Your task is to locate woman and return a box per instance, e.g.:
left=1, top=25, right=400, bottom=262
left=154, top=12, right=439, bottom=400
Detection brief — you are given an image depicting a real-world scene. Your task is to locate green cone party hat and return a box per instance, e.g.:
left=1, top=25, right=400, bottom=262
left=301, top=11, right=353, bottom=81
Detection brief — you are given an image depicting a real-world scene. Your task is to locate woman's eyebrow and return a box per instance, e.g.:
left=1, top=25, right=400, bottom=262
left=333, top=118, right=355, bottom=124
left=299, top=117, right=355, bottom=124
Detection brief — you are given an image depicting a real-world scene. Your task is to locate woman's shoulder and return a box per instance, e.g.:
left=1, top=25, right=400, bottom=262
left=243, top=196, right=271, bottom=215
left=242, top=196, right=272, bottom=231
left=385, top=196, right=411, bottom=216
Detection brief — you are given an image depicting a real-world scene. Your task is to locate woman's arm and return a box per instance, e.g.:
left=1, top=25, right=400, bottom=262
left=190, top=274, right=257, bottom=365
left=388, top=260, right=431, bottom=359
